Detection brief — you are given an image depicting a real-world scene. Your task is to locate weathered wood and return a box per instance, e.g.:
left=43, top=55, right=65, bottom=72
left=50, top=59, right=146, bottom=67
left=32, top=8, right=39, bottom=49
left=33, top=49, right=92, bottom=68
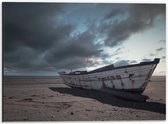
left=59, top=58, right=160, bottom=96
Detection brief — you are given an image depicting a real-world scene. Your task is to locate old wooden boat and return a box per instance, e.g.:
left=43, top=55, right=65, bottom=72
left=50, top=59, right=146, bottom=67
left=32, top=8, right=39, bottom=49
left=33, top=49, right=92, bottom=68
left=59, top=58, right=160, bottom=98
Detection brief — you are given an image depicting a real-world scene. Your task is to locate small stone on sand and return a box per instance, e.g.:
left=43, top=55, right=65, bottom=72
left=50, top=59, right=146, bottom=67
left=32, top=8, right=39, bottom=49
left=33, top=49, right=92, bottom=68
left=23, top=98, right=33, bottom=102
left=70, top=112, right=74, bottom=115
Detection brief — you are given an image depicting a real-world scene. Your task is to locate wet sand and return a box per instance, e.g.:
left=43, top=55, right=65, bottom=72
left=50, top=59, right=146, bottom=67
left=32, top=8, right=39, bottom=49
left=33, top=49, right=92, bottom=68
left=3, top=76, right=166, bottom=121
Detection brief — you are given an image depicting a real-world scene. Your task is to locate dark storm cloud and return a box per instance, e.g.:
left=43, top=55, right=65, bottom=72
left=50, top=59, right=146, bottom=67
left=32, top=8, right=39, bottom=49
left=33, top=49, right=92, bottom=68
left=156, top=47, right=165, bottom=51
left=147, top=45, right=165, bottom=58
left=3, top=3, right=67, bottom=52
left=44, top=28, right=103, bottom=70
left=114, top=60, right=137, bottom=67
left=3, top=3, right=103, bottom=73
left=159, top=40, right=166, bottom=43
left=162, top=56, right=165, bottom=59
left=142, top=58, right=152, bottom=62
left=104, top=8, right=124, bottom=20
left=4, top=46, right=39, bottom=68
left=101, top=4, right=165, bottom=47
left=3, top=3, right=165, bottom=75
left=149, top=53, right=155, bottom=56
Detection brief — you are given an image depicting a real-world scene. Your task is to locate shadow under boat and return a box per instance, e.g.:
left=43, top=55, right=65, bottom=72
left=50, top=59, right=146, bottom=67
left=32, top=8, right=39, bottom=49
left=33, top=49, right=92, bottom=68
left=49, top=87, right=165, bottom=115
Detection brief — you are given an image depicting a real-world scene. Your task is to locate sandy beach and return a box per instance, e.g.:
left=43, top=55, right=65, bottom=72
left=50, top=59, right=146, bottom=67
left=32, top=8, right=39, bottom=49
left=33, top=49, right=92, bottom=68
left=3, top=76, right=166, bottom=121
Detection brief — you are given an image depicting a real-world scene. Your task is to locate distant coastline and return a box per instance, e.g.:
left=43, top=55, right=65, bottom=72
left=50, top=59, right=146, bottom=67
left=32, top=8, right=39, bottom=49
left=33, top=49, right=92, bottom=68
left=3, top=75, right=165, bottom=79
left=3, top=75, right=60, bottom=79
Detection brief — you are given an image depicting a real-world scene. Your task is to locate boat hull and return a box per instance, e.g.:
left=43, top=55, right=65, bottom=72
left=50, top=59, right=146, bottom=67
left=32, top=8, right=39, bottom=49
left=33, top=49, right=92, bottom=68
left=59, top=59, right=159, bottom=94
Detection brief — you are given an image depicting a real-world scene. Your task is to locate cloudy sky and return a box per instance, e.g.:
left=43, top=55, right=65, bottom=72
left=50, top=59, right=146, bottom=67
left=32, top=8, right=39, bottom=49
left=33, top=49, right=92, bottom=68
left=3, top=3, right=166, bottom=76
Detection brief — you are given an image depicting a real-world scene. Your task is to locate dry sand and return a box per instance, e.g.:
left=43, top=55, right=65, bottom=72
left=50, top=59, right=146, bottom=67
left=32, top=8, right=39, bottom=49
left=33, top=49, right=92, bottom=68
left=3, top=76, right=166, bottom=121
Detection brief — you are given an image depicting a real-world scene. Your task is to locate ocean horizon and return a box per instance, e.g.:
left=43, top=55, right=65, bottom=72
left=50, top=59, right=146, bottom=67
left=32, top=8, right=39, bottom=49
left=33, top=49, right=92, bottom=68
left=3, top=75, right=60, bottom=79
